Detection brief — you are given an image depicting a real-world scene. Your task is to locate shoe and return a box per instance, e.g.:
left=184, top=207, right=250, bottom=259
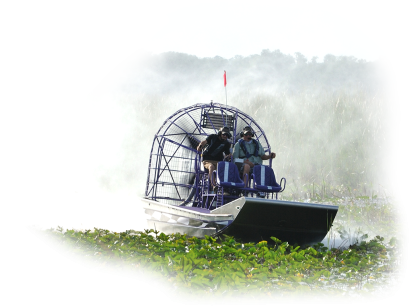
left=256, top=192, right=265, bottom=198
left=209, top=187, right=217, bottom=195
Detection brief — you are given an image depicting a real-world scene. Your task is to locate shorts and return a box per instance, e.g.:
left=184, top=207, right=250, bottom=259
left=202, top=160, right=219, bottom=170
left=235, top=162, right=259, bottom=174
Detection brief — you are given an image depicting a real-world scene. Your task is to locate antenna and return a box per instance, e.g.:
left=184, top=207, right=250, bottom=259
left=223, top=70, right=227, bottom=107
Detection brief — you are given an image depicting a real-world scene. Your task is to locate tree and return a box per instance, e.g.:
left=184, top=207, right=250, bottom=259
left=295, top=52, right=307, bottom=64
left=323, top=54, right=336, bottom=63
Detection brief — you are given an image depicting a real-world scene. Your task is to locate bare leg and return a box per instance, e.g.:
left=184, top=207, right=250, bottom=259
left=243, top=164, right=251, bottom=187
left=208, top=163, right=216, bottom=188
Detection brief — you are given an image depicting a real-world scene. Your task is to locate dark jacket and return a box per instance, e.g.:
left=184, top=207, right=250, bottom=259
left=202, top=134, right=231, bottom=161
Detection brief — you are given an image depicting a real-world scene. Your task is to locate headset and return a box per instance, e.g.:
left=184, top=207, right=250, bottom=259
left=218, top=126, right=232, bottom=138
left=240, top=126, right=254, bottom=138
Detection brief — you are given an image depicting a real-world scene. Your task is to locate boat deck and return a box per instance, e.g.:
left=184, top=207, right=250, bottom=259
left=184, top=206, right=211, bottom=213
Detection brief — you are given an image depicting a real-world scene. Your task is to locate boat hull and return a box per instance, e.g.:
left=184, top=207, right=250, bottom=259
left=141, top=197, right=338, bottom=246
left=215, top=198, right=337, bottom=246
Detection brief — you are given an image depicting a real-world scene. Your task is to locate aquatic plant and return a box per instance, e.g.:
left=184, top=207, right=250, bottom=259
left=45, top=226, right=399, bottom=297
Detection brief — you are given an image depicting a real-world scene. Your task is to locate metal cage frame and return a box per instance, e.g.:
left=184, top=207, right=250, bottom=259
left=145, top=102, right=276, bottom=208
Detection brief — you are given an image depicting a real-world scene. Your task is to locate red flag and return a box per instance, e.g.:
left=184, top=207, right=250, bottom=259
left=223, top=70, right=227, bottom=87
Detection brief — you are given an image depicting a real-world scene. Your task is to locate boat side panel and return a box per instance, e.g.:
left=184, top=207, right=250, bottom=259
left=210, top=197, right=246, bottom=219
left=147, top=220, right=217, bottom=238
left=219, top=198, right=338, bottom=246
left=141, top=198, right=233, bottom=221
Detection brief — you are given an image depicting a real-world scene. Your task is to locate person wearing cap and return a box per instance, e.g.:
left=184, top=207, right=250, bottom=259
left=197, top=127, right=232, bottom=191
left=232, top=126, right=276, bottom=185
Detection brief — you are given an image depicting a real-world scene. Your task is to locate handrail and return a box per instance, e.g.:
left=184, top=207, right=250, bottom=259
left=279, top=177, right=286, bottom=193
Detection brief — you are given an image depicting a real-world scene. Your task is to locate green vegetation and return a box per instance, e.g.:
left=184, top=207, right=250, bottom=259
left=27, top=196, right=409, bottom=306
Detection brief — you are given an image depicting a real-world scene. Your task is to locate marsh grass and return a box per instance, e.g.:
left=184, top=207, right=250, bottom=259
left=223, top=86, right=401, bottom=199
left=325, top=194, right=397, bottom=245
left=115, top=88, right=387, bottom=205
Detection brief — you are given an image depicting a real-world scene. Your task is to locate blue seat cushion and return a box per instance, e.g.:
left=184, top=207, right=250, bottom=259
left=253, top=165, right=282, bottom=192
left=254, top=183, right=282, bottom=192
left=217, top=162, right=245, bottom=188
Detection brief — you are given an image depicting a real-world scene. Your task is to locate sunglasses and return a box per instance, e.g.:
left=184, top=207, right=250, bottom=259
left=244, top=133, right=253, bottom=136
left=221, top=133, right=231, bottom=137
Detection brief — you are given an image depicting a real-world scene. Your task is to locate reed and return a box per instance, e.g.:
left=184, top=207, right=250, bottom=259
left=230, top=89, right=385, bottom=199
left=122, top=88, right=386, bottom=201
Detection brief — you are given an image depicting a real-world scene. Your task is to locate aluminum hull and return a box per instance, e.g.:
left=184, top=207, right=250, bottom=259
left=141, top=197, right=338, bottom=246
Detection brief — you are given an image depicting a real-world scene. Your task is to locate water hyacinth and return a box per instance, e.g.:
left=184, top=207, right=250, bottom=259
left=45, top=226, right=399, bottom=297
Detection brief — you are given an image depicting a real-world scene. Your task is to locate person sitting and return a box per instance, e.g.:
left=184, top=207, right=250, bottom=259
left=232, top=126, right=276, bottom=186
left=197, top=127, right=232, bottom=191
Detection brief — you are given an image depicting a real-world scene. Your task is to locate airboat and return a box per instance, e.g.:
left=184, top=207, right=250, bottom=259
left=141, top=102, right=338, bottom=246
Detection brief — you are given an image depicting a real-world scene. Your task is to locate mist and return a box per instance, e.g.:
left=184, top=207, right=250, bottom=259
left=12, top=50, right=401, bottom=235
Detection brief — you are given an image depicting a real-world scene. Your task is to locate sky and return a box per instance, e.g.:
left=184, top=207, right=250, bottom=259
left=11, top=3, right=386, bottom=232
left=140, top=2, right=386, bottom=61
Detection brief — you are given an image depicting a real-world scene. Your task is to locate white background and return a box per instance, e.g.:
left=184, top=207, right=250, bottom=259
left=12, top=3, right=386, bottom=232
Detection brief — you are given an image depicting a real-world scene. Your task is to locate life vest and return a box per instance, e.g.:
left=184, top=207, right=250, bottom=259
left=238, top=139, right=259, bottom=158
